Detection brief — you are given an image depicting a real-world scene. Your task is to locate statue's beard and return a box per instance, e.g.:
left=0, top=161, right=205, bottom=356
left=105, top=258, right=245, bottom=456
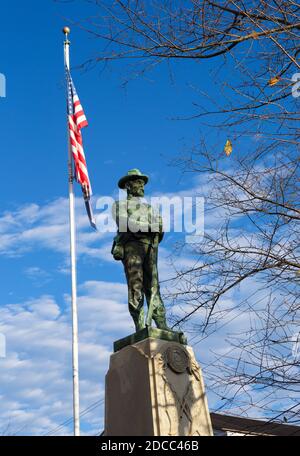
left=131, top=188, right=144, bottom=197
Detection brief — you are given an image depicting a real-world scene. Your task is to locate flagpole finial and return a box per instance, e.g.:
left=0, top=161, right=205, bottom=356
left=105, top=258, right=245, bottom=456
left=63, top=26, right=71, bottom=40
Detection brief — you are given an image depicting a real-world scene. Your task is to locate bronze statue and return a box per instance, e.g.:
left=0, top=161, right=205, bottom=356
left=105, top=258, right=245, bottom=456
left=112, top=169, right=170, bottom=332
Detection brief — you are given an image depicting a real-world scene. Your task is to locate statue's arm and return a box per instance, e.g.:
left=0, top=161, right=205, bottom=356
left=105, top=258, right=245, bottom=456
left=157, top=212, right=164, bottom=242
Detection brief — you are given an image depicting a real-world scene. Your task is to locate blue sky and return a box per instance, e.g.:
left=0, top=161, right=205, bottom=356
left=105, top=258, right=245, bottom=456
left=0, top=0, right=293, bottom=436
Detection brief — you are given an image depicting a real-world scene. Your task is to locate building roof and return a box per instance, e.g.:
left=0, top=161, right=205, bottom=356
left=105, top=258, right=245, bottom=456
left=211, top=412, right=300, bottom=436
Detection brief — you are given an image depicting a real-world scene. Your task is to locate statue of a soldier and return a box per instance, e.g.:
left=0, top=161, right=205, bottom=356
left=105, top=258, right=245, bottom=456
left=111, top=169, right=170, bottom=332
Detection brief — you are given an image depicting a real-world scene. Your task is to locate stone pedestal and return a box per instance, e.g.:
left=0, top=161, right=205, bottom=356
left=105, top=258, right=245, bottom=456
left=105, top=337, right=213, bottom=436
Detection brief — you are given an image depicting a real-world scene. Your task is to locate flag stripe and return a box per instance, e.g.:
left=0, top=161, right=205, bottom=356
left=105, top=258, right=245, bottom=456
left=66, top=69, right=91, bottom=194
left=66, top=67, right=96, bottom=229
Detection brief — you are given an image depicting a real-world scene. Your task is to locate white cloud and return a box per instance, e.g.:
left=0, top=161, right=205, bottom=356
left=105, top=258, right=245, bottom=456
left=0, top=280, right=133, bottom=436
left=0, top=197, right=110, bottom=260
left=23, top=267, right=52, bottom=287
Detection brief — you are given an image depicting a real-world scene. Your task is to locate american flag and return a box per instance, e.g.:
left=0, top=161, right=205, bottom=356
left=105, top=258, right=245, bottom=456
left=66, top=67, right=96, bottom=229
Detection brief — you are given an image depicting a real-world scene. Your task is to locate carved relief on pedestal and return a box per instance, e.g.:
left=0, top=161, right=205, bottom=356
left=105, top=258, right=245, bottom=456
left=152, top=343, right=211, bottom=436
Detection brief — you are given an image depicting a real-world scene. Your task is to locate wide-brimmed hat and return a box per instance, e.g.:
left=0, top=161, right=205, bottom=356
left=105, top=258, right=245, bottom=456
left=118, top=168, right=149, bottom=189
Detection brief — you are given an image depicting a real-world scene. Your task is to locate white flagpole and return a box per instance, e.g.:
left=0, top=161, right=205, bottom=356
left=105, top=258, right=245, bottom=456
left=63, top=26, right=80, bottom=437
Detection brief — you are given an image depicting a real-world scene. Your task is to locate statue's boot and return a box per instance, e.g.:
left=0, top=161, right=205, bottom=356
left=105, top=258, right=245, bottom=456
left=154, top=315, right=172, bottom=332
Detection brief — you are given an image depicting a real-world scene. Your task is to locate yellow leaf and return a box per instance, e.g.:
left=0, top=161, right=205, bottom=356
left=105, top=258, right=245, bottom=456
left=224, top=139, right=233, bottom=157
left=268, top=76, right=280, bottom=86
